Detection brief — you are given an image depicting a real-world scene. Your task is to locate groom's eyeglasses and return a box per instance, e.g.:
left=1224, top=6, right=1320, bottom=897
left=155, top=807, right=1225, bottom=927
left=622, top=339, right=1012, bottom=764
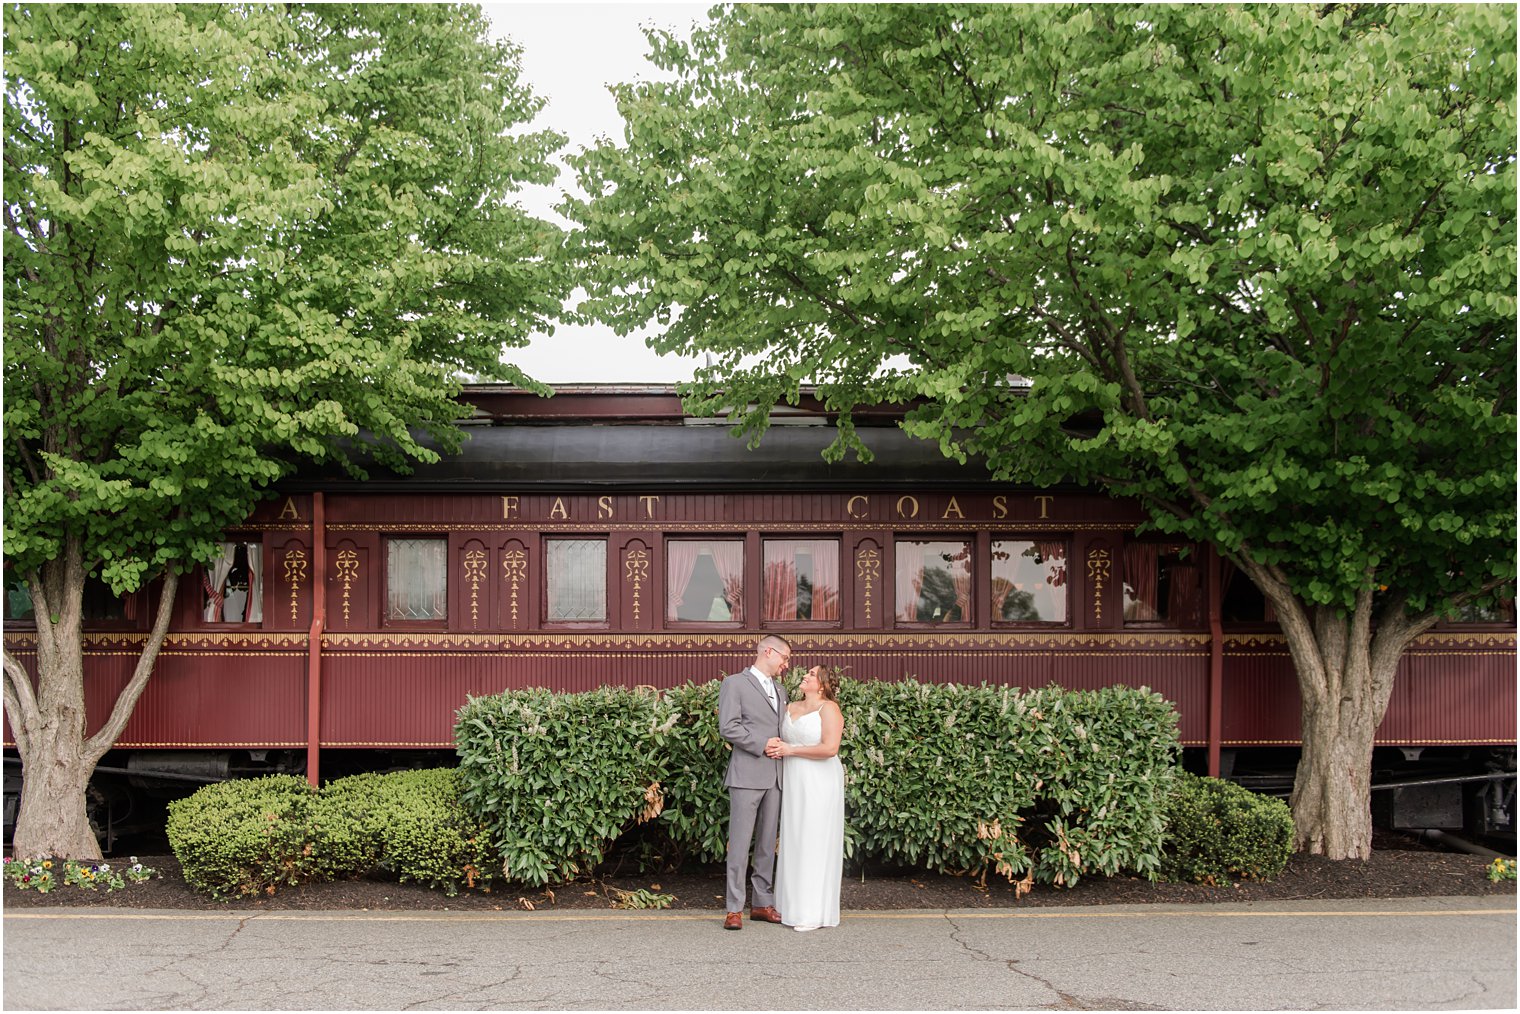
left=767, top=647, right=791, bottom=666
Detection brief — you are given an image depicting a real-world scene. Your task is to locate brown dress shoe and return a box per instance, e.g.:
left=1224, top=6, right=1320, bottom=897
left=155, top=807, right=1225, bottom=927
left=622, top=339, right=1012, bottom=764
left=723, top=912, right=742, bottom=930
left=749, top=905, right=783, bottom=924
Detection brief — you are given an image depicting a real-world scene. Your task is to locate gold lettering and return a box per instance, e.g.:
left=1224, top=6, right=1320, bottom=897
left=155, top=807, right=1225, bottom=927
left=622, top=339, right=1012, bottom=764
left=550, top=497, right=569, bottom=520
left=501, top=496, right=519, bottom=519
left=941, top=496, right=964, bottom=520
left=846, top=495, right=869, bottom=519
left=896, top=495, right=919, bottom=519
left=992, top=495, right=1008, bottom=520
left=1035, top=494, right=1054, bottom=519
left=640, top=495, right=661, bottom=519
left=598, top=496, right=614, bottom=519
left=278, top=497, right=299, bottom=521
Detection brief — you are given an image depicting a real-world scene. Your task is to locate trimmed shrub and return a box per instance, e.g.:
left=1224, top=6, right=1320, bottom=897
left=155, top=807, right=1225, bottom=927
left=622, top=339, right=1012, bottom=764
left=1021, top=685, right=1180, bottom=885
left=322, top=768, right=495, bottom=896
left=1160, top=772, right=1294, bottom=883
left=455, top=686, right=676, bottom=886
left=836, top=678, right=1038, bottom=880
left=455, top=675, right=1181, bottom=889
left=837, top=679, right=1178, bottom=886
left=655, top=679, right=729, bottom=865
left=166, top=774, right=326, bottom=899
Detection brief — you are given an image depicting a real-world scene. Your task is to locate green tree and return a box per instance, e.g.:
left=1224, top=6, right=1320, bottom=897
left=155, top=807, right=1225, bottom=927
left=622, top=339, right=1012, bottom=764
left=3, top=2, right=566, bottom=860
left=567, top=4, right=1517, bottom=858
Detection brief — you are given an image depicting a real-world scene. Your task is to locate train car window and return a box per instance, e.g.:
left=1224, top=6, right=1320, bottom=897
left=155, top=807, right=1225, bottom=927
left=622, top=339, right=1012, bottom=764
left=895, top=540, right=971, bottom=624
left=1452, top=589, right=1516, bottom=624
left=80, top=574, right=133, bottom=622
left=990, top=540, right=1067, bottom=623
left=1123, top=542, right=1203, bottom=626
left=1220, top=561, right=1275, bottom=624
left=763, top=540, right=840, bottom=622
left=545, top=539, right=607, bottom=622
left=668, top=540, right=744, bottom=623
left=5, top=576, right=34, bottom=621
left=201, top=541, right=263, bottom=623
left=386, top=538, right=447, bottom=622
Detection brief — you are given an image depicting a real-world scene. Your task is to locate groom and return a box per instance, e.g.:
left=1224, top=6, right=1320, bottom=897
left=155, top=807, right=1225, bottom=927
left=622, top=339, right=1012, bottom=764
left=717, top=633, right=791, bottom=930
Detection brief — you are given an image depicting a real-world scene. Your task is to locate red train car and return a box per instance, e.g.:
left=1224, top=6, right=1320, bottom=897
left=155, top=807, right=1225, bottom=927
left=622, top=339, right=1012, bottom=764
left=4, top=386, right=1515, bottom=842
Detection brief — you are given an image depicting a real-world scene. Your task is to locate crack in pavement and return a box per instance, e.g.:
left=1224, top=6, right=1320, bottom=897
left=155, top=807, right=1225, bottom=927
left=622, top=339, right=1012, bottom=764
left=942, top=912, right=1164, bottom=1011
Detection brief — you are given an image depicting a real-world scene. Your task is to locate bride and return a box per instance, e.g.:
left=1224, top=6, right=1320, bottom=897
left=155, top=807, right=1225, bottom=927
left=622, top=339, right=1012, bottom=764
left=766, top=665, right=844, bottom=931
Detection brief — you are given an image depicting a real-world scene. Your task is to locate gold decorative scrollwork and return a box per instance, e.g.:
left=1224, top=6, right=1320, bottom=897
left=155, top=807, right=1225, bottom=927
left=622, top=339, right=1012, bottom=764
left=463, top=549, right=489, bottom=627
left=283, top=549, right=308, bottom=623
left=1086, top=548, right=1111, bottom=622
left=856, top=547, right=881, bottom=623
left=624, top=547, right=650, bottom=621
left=334, top=550, right=359, bottom=624
left=502, top=549, right=527, bottom=627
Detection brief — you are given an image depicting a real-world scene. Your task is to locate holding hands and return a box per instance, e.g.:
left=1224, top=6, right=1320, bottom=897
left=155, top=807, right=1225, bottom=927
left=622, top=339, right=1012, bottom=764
left=765, top=666, right=828, bottom=758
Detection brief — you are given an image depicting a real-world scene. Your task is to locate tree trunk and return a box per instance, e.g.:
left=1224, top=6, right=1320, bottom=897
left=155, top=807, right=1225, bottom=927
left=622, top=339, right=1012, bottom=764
left=1238, top=560, right=1428, bottom=860
left=5, top=539, right=100, bottom=860
left=1289, top=681, right=1380, bottom=859
left=11, top=728, right=101, bottom=862
left=4, top=544, right=179, bottom=861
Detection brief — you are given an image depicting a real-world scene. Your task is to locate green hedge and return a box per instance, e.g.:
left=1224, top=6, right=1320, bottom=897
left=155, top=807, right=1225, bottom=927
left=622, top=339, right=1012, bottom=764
left=168, top=678, right=1183, bottom=898
left=654, top=679, right=729, bottom=865
left=168, top=768, right=494, bottom=899
left=455, top=675, right=1181, bottom=889
left=1159, top=772, right=1294, bottom=883
left=166, top=774, right=326, bottom=900
left=321, top=768, right=495, bottom=896
left=454, top=686, right=675, bottom=887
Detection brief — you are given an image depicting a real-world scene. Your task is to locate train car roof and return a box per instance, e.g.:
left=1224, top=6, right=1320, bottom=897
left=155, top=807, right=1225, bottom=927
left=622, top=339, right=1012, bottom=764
left=284, top=384, right=1065, bottom=493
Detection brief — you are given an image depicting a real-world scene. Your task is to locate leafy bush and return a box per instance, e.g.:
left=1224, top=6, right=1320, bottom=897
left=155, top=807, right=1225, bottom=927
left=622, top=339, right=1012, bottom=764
left=1159, top=772, right=1294, bottom=883
left=344, top=768, right=494, bottom=896
left=455, top=686, right=676, bottom=887
left=455, top=675, right=1180, bottom=890
left=837, top=678, right=1038, bottom=880
left=320, top=768, right=495, bottom=895
left=836, top=679, right=1178, bottom=887
left=1020, top=685, right=1180, bottom=885
left=166, top=774, right=326, bottom=899
left=654, top=679, right=730, bottom=865
left=168, top=769, right=494, bottom=900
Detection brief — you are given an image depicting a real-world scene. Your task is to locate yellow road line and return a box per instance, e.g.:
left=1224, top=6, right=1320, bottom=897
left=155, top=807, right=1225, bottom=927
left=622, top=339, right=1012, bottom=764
left=4, top=905, right=1513, bottom=923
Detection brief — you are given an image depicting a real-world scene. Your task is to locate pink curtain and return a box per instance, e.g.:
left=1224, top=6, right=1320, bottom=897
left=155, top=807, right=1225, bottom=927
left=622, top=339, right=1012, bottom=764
left=1168, top=562, right=1202, bottom=627
left=894, top=541, right=926, bottom=621
left=1123, top=543, right=1160, bottom=621
left=951, top=553, right=971, bottom=621
left=1036, top=542, right=1067, bottom=587
left=667, top=542, right=700, bottom=621
left=710, top=541, right=745, bottom=622
left=812, top=542, right=840, bottom=621
left=764, top=559, right=798, bottom=621
left=990, top=576, right=1014, bottom=619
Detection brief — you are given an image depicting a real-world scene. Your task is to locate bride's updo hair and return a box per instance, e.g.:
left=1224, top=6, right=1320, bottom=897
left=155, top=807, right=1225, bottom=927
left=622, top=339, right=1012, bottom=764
left=815, top=667, right=840, bottom=703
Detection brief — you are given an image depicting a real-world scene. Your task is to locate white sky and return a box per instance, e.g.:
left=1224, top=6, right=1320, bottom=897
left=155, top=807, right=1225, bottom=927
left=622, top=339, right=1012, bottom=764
left=482, top=2, right=710, bottom=385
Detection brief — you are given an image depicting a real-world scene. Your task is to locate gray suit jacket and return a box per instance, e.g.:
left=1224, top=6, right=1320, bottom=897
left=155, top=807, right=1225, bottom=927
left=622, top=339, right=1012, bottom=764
left=718, top=666, right=784, bottom=790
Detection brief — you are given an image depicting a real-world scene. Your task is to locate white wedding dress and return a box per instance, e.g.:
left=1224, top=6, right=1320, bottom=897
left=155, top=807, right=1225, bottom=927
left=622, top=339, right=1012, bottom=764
left=775, top=708, right=844, bottom=930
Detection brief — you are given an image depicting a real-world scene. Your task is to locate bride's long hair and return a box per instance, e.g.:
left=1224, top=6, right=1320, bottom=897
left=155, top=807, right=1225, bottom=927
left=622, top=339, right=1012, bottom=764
left=815, top=667, right=841, bottom=703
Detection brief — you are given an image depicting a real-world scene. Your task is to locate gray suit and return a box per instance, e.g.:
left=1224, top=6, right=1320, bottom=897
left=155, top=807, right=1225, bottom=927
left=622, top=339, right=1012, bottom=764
left=718, top=665, right=784, bottom=913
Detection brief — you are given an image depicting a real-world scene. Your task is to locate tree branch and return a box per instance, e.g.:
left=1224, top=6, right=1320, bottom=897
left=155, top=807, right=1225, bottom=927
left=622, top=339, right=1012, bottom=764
left=86, top=570, right=180, bottom=764
left=2, top=649, right=40, bottom=759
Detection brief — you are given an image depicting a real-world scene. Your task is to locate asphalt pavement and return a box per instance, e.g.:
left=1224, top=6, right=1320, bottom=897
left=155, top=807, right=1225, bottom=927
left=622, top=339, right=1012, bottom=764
left=4, top=895, right=1514, bottom=1011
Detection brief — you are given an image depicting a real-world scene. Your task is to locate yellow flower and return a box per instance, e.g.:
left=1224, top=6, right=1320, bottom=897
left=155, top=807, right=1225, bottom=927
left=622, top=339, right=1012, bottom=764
left=41, top=860, right=51, bottom=869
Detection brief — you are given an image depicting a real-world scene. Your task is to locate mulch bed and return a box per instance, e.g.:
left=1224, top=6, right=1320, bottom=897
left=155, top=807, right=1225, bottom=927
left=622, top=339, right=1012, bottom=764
left=5, top=831, right=1513, bottom=913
